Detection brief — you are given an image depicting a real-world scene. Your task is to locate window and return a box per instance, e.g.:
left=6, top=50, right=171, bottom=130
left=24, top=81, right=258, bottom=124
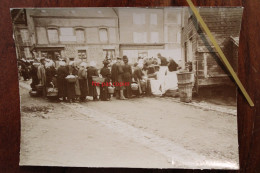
left=59, top=27, right=76, bottom=42
left=24, top=47, right=31, bottom=58
left=78, top=50, right=87, bottom=59
left=150, top=32, right=159, bottom=43
left=168, top=26, right=178, bottom=43
left=99, top=28, right=108, bottom=43
left=133, top=13, right=145, bottom=25
left=20, top=29, right=29, bottom=43
left=150, top=14, right=157, bottom=25
left=41, top=51, right=48, bottom=58
left=47, top=28, right=59, bottom=43
left=75, top=29, right=85, bottom=43
left=133, top=32, right=147, bottom=43
left=36, top=27, right=48, bottom=44
left=103, top=49, right=115, bottom=60
left=138, top=51, right=148, bottom=59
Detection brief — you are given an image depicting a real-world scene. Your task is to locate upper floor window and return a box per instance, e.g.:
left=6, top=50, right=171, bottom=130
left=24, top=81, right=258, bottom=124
left=150, top=32, right=159, bottom=43
left=47, top=28, right=59, bottom=43
left=20, top=29, right=29, bottom=43
left=150, top=14, right=157, bottom=25
left=133, top=13, right=145, bottom=25
left=99, top=28, right=108, bottom=43
left=133, top=32, right=147, bottom=43
left=60, top=27, right=76, bottom=42
left=75, top=29, right=85, bottom=43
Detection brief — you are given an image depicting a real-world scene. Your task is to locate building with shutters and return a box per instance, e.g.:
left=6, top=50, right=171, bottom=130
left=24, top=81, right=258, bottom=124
left=12, top=8, right=185, bottom=67
left=24, top=8, right=119, bottom=68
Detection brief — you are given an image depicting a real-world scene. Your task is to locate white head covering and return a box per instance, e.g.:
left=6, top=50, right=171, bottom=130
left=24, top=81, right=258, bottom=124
left=69, top=61, right=74, bottom=66
left=33, top=62, right=40, bottom=67
left=80, top=62, right=87, bottom=68
left=59, top=61, right=66, bottom=66
left=89, top=61, right=96, bottom=67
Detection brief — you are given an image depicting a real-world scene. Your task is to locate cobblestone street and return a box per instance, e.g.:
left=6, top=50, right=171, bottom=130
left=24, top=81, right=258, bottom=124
left=19, top=81, right=239, bottom=169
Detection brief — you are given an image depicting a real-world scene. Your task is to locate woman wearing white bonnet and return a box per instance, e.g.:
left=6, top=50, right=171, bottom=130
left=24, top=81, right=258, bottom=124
left=59, top=61, right=66, bottom=66
left=69, top=61, right=74, bottom=66
left=80, top=62, right=87, bottom=68
left=87, top=61, right=99, bottom=100
left=78, top=62, right=88, bottom=102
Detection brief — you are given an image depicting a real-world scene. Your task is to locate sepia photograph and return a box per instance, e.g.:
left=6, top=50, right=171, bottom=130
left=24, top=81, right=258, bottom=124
left=11, top=7, right=243, bottom=169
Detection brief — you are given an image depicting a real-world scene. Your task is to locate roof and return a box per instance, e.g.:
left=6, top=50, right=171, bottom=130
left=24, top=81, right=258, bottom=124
left=27, top=8, right=118, bottom=18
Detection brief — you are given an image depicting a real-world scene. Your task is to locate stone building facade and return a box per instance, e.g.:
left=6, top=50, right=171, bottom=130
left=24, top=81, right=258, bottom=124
left=26, top=8, right=119, bottom=68
left=181, top=7, right=243, bottom=89
left=12, top=8, right=184, bottom=67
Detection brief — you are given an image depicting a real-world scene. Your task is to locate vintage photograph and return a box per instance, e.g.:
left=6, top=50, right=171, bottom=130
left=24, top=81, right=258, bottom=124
left=11, top=7, right=243, bottom=169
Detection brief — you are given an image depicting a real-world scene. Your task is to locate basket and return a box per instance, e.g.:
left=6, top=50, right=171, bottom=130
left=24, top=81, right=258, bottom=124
left=108, top=86, right=115, bottom=94
left=47, top=87, right=58, bottom=97
left=29, top=90, right=39, bottom=97
left=131, top=83, right=139, bottom=91
left=92, top=76, right=105, bottom=84
left=66, top=76, right=77, bottom=83
left=35, top=84, right=43, bottom=91
left=140, top=80, right=146, bottom=91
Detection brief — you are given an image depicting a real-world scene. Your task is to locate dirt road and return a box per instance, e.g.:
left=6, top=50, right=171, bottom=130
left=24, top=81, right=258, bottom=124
left=19, top=81, right=239, bottom=169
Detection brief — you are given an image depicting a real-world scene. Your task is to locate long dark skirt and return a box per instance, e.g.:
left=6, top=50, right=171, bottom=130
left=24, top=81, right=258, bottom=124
left=123, top=76, right=132, bottom=98
left=67, top=82, right=76, bottom=100
left=87, top=78, right=98, bottom=99
left=58, top=79, right=67, bottom=98
left=79, top=79, right=88, bottom=101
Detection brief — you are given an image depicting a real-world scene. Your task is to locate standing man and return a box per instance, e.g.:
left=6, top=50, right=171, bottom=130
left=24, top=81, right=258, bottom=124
left=157, top=53, right=168, bottom=66
left=111, top=57, right=126, bottom=100
left=122, top=56, right=132, bottom=98
left=78, top=62, right=88, bottom=102
left=37, top=58, right=47, bottom=97
left=87, top=61, right=99, bottom=101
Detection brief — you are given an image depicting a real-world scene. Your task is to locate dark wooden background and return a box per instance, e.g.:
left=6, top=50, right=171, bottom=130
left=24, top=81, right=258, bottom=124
left=0, top=0, right=259, bottom=172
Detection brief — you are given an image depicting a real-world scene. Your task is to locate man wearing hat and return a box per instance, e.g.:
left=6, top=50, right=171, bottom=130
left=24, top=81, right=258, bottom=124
left=100, top=60, right=111, bottom=101
left=111, top=57, right=126, bottom=100
left=37, top=58, right=47, bottom=97
left=122, top=55, right=132, bottom=98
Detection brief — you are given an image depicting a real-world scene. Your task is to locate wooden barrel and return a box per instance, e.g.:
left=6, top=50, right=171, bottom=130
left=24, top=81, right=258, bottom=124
left=178, top=82, right=193, bottom=103
left=176, top=72, right=193, bottom=84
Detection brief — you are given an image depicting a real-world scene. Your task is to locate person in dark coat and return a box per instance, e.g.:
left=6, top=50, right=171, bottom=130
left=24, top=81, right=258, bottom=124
left=111, top=57, right=126, bottom=100
left=67, top=61, right=78, bottom=103
left=122, top=56, right=132, bottom=98
left=168, top=59, right=179, bottom=72
left=78, top=62, right=88, bottom=102
left=30, top=62, right=40, bottom=91
left=87, top=61, right=99, bottom=101
left=100, top=60, right=111, bottom=101
left=37, top=58, right=47, bottom=97
left=133, top=62, right=144, bottom=96
left=57, top=61, right=68, bottom=101
left=21, top=59, right=30, bottom=81
left=45, top=62, right=57, bottom=88
left=157, top=53, right=168, bottom=66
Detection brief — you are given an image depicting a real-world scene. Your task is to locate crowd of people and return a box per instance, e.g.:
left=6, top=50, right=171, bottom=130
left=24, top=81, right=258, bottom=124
left=19, top=53, right=180, bottom=103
